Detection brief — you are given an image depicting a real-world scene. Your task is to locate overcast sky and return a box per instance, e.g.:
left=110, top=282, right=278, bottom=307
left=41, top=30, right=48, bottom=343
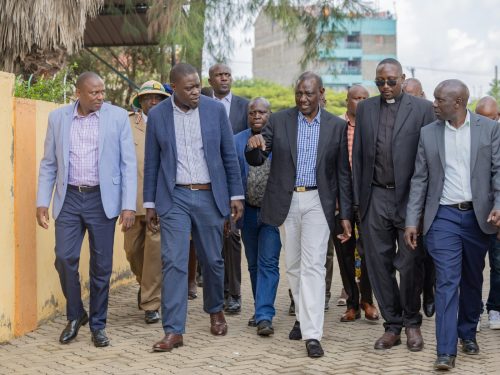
left=225, top=0, right=499, bottom=100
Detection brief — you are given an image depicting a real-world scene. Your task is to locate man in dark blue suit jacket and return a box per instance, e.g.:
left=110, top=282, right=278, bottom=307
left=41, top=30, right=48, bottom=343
left=143, top=63, right=244, bottom=352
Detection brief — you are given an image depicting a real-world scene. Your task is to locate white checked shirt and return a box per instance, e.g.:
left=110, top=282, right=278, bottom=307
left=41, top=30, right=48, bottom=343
left=68, top=102, right=100, bottom=186
left=440, top=110, right=472, bottom=205
left=213, top=92, right=232, bottom=117
left=295, top=109, right=321, bottom=187
left=172, top=98, right=211, bottom=184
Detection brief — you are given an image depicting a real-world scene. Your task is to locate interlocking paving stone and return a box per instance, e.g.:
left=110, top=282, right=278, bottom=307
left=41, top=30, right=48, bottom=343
left=1, top=254, right=499, bottom=374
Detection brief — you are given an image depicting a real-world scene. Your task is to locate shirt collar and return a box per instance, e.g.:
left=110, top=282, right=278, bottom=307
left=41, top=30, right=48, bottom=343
left=344, top=112, right=355, bottom=127
left=213, top=91, right=232, bottom=104
left=73, top=100, right=100, bottom=119
left=298, top=107, right=321, bottom=125
left=381, top=92, right=404, bottom=105
left=445, top=110, right=471, bottom=131
left=171, top=94, right=196, bottom=114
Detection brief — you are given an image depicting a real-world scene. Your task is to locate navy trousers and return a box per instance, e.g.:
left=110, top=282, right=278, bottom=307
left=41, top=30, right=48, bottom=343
left=426, top=206, right=489, bottom=355
left=486, top=236, right=500, bottom=312
left=159, top=187, right=225, bottom=334
left=54, top=188, right=117, bottom=330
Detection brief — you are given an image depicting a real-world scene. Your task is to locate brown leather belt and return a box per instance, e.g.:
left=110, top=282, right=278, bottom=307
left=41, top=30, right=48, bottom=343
left=176, top=183, right=211, bottom=191
left=68, top=184, right=100, bottom=193
left=294, top=186, right=318, bottom=192
left=447, top=201, right=473, bottom=211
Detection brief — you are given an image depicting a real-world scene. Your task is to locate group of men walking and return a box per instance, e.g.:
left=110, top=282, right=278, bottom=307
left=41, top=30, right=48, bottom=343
left=36, top=57, right=499, bottom=371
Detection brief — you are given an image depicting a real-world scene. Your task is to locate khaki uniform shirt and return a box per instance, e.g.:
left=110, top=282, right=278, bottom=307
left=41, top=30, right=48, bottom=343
left=129, top=111, right=146, bottom=216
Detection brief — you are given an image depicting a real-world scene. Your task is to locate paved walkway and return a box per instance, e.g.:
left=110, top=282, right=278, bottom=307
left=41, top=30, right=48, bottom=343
left=1, top=254, right=499, bottom=374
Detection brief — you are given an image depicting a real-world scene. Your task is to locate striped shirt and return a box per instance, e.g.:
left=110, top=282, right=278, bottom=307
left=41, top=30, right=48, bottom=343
left=172, top=97, right=211, bottom=184
left=344, top=113, right=356, bottom=169
left=295, top=109, right=321, bottom=187
left=68, top=102, right=100, bottom=186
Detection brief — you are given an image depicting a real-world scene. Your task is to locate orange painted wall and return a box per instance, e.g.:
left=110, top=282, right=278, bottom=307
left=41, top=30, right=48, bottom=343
left=13, top=99, right=38, bottom=335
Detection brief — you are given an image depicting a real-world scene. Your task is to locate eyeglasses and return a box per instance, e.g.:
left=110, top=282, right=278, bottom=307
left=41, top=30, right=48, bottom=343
left=374, top=78, right=399, bottom=87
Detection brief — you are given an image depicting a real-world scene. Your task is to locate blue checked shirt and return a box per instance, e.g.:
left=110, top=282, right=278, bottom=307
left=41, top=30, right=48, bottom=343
left=295, top=109, right=321, bottom=187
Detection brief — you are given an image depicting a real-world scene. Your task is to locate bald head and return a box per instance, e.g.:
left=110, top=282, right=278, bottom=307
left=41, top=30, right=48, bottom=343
left=76, top=71, right=103, bottom=89
left=247, top=97, right=271, bottom=133
left=169, top=63, right=198, bottom=84
left=402, top=78, right=425, bottom=98
left=433, top=79, right=469, bottom=124
left=476, top=96, right=499, bottom=121
left=346, top=85, right=369, bottom=118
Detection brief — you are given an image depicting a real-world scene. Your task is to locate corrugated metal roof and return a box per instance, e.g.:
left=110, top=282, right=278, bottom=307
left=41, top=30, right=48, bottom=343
left=84, top=1, right=158, bottom=47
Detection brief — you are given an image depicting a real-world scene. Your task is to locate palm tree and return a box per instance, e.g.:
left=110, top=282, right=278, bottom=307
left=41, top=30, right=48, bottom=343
left=0, top=0, right=103, bottom=76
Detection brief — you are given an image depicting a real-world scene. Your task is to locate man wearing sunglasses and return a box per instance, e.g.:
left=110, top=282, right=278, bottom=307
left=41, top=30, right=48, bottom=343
left=352, top=58, right=435, bottom=352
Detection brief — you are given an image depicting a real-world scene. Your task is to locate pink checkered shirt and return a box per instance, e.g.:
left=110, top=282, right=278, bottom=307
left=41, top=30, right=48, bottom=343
left=344, top=113, right=355, bottom=170
left=68, top=103, right=100, bottom=186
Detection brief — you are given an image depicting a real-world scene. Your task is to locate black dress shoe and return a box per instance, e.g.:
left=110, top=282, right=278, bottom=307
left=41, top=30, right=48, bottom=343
left=305, top=339, right=324, bottom=358
left=248, top=314, right=257, bottom=327
left=145, top=310, right=160, bottom=324
left=91, top=329, right=110, bottom=347
left=257, top=320, right=274, bottom=336
left=59, top=311, right=89, bottom=344
left=434, top=354, right=456, bottom=370
left=461, top=339, right=479, bottom=355
left=224, top=295, right=241, bottom=314
left=423, top=302, right=435, bottom=317
left=289, top=320, right=302, bottom=340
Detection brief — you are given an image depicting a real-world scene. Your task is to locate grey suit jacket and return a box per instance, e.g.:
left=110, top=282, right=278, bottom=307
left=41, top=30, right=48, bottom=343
left=352, top=93, right=435, bottom=224
left=245, top=107, right=352, bottom=232
left=406, top=112, right=500, bottom=235
left=229, top=94, right=249, bottom=134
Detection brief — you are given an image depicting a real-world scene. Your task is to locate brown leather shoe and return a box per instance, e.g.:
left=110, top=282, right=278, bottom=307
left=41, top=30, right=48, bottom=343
left=340, top=308, right=361, bottom=322
left=152, top=333, right=183, bottom=352
left=405, top=327, right=424, bottom=352
left=210, top=311, right=228, bottom=336
left=374, top=332, right=401, bottom=350
left=361, top=302, right=380, bottom=321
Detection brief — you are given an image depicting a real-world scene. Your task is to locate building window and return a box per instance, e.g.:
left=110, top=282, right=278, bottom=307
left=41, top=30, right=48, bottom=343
left=346, top=32, right=361, bottom=48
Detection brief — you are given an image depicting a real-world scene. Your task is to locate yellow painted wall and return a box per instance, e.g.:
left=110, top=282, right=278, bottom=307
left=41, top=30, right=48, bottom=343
left=0, top=71, right=133, bottom=342
left=0, top=72, right=15, bottom=342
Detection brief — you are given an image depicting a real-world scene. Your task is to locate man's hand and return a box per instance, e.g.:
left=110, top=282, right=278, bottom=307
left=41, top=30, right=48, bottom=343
left=36, top=207, right=50, bottom=229
left=230, top=200, right=244, bottom=222
left=119, top=210, right=135, bottom=232
left=487, top=209, right=500, bottom=227
left=247, top=134, right=266, bottom=151
left=404, top=226, right=418, bottom=250
left=146, top=208, right=159, bottom=233
left=337, top=219, right=352, bottom=243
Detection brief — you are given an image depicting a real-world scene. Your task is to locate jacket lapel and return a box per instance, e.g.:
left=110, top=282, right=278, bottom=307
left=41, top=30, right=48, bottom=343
left=371, top=99, right=381, bottom=146
left=286, top=108, right=299, bottom=168
left=470, top=112, right=481, bottom=172
left=164, top=98, right=177, bottom=161
left=98, top=104, right=107, bottom=161
left=62, top=105, right=73, bottom=167
left=316, top=110, right=330, bottom=169
left=198, top=98, right=210, bottom=162
left=392, top=94, right=412, bottom=140
left=436, top=121, right=446, bottom=170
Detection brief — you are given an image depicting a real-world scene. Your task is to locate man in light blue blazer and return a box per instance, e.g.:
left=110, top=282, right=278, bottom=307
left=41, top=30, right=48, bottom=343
left=143, top=63, right=244, bottom=352
left=36, top=72, right=137, bottom=347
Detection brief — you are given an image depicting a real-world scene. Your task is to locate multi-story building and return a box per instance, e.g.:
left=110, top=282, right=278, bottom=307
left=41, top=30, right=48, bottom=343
left=253, top=11, right=397, bottom=91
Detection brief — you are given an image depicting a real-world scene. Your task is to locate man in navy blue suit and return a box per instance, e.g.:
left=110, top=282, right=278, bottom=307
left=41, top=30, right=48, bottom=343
left=143, top=63, right=244, bottom=352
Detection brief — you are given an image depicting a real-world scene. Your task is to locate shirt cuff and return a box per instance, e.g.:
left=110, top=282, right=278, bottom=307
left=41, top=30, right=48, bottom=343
left=143, top=202, right=155, bottom=209
left=231, top=196, right=245, bottom=201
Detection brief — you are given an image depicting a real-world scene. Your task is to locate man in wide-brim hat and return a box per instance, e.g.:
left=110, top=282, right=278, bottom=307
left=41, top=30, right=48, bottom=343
left=125, top=80, right=169, bottom=324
